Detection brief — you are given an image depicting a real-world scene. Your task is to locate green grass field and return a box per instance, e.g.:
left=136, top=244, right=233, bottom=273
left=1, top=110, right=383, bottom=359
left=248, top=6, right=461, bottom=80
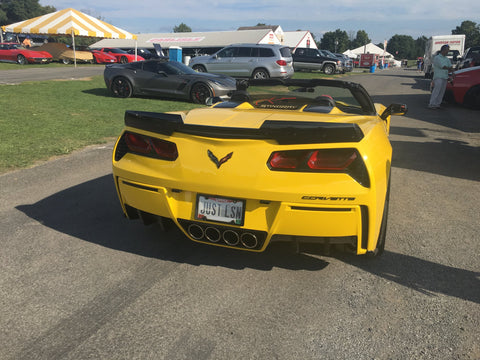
left=0, top=74, right=202, bottom=173
left=0, top=67, right=354, bottom=173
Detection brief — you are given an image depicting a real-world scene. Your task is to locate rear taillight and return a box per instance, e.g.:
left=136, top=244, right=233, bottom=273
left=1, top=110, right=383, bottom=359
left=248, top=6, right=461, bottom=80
left=267, top=148, right=370, bottom=187
left=125, top=132, right=151, bottom=154
left=276, top=60, right=287, bottom=66
left=123, top=132, right=178, bottom=160
left=307, top=149, right=357, bottom=170
left=268, top=151, right=310, bottom=169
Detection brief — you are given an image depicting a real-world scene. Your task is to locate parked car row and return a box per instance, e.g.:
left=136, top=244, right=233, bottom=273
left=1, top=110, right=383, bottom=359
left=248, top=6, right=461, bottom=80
left=0, top=42, right=149, bottom=65
left=102, top=43, right=363, bottom=104
left=0, top=42, right=52, bottom=64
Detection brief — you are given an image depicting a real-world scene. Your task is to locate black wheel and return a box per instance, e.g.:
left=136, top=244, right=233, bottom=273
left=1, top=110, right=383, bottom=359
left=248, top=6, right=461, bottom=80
left=17, top=54, right=26, bottom=65
left=62, top=58, right=71, bottom=65
left=192, top=64, right=207, bottom=72
left=111, top=76, right=133, bottom=98
left=190, top=82, right=212, bottom=104
left=323, top=64, right=335, bottom=75
left=464, top=86, right=480, bottom=110
left=252, top=68, right=269, bottom=79
left=120, top=56, right=128, bottom=64
left=368, top=176, right=390, bottom=257
left=92, top=56, right=98, bottom=64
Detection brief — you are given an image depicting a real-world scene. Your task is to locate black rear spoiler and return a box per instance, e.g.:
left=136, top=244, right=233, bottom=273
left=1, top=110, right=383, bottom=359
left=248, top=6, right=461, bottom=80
left=124, top=110, right=364, bottom=145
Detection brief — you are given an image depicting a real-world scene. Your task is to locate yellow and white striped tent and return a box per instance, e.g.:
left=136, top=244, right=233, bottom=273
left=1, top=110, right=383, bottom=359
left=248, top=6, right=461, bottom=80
left=2, top=8, right=137, bottom=65
left=3, top=8, right=136, bottom=39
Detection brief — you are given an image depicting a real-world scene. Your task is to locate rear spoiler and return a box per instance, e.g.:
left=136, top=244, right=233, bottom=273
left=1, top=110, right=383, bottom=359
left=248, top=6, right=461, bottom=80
left=124, top=110, right=364, bottom=145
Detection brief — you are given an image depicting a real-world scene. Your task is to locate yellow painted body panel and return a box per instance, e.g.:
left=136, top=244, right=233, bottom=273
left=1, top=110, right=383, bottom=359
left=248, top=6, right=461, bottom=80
left=113, top=105, right=393, bottom=254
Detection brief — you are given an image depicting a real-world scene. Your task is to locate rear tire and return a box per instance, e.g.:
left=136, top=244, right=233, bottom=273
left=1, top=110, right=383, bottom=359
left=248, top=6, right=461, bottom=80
left=464, top=86, right=480, bottom=110
left=111, top=76, right=133, bottom=98
left=17, top=54, right=26, bottom=65
left=368, top=176, right=390, bottom=257
left=62, top=58, right=71, bottom=65
left=252, top=68, right=269, bottom=79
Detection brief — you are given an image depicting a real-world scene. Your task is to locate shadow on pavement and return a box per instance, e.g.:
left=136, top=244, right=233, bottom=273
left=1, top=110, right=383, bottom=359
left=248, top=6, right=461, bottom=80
left=16, top=174, right=328, bottom=272
left=391, top=137, right=480, bottom=181
left=16, top=174, right=479, bottom=304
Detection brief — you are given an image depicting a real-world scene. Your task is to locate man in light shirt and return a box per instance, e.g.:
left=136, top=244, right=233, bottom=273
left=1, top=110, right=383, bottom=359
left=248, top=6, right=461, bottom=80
left=428, top=45, right=454, bottom=109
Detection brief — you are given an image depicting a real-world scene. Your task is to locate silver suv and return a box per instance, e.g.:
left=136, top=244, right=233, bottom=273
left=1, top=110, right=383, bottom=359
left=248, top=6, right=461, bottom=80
left=189, top=43, right=294, bottom=79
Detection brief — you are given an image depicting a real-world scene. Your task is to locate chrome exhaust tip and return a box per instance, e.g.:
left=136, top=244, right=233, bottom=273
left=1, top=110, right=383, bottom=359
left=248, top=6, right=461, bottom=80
left=241, top=232, right=258, bottom=249
left=223, top=230, right=240, bottom=246
left=188, top=224, right=204, bottom=240
left=205, top=227, right=221, bottom=243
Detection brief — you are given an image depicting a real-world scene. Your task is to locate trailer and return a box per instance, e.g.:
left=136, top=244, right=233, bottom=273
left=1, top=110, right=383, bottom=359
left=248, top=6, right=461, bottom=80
left=424, top=35, right=466, bottom=79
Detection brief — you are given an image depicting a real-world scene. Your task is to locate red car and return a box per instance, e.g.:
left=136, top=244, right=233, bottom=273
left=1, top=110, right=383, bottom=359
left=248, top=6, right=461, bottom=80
left=0, top=42, right=53, bottom=65
left=445, top=66, right=480, bottom=109
left=97, top=48, right=144, bottom=63
left=91, top=49, right=117, bottom=64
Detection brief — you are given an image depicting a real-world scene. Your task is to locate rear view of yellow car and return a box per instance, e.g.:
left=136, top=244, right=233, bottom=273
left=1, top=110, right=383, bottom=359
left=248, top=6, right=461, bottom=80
left=112, top=79, right=407, bottom=256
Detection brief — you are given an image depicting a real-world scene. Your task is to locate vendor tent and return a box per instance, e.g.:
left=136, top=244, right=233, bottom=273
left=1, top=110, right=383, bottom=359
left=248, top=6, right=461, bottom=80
left=342, top=49, right=358, bottom=58
left=350, top=43, right=393, bottom=58
left=2, top=8, right=137, bottom=66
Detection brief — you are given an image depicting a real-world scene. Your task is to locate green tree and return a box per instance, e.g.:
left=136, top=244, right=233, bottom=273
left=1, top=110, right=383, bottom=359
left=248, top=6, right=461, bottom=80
left=173, top=23, right=192, bottom=33
left=387, top=34, right=416, bottom=59
left=320, top=29, right=349, bottom=53
left=452, top=20, right=480, bottom=48
left=414, top=36, right=428, bottom=58
left=351, top=30, right=370, bottom=49
left=0, top=0, right=55, bottom=25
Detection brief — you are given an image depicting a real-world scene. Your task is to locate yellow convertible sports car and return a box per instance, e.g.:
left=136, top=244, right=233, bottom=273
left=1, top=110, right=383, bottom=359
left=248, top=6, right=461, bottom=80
left=112, top=79, right=407, bottom=256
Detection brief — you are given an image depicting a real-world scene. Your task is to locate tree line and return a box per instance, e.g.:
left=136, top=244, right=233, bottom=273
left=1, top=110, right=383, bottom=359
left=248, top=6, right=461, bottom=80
left=319, top=21, right=480, bottom=59
left=1, top=1, right=479, bottom=59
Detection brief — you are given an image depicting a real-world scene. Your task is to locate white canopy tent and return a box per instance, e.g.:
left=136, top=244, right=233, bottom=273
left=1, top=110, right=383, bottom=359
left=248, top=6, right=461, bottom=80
left=342, top=49, right=358, bottom=59
left=2, top=8, right=137, bottom=66
left=350, top=43, right=394, bottom=58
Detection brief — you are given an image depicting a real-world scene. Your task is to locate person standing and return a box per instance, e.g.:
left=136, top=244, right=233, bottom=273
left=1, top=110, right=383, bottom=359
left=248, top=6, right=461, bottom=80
left=22, top=36, right=31, bottom=48
left=428, top=45, right=454, bottom=109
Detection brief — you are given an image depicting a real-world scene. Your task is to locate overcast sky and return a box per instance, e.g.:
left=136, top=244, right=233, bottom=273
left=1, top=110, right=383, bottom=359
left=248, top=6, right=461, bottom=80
left=39, top=0, right=478, bottom=45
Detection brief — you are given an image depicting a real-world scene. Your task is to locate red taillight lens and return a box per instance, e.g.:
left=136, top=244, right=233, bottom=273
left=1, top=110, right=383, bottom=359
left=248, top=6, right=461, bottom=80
left=123, top=132, right=178, bottom=160
left=268, top=151, right=309, bottom=169
left=307, top=149, right=357, bottom=170
left=267, top=148, right=369, bottom=187
left=276, top=60, right=287, bottom=66
left=151, top=138, right=178, bottom=159
left=125, top=132, right=151, bottom=154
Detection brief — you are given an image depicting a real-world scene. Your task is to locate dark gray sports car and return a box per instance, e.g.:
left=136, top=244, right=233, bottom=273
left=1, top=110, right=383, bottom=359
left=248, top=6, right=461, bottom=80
left=104, top=59, right=237, bottom=104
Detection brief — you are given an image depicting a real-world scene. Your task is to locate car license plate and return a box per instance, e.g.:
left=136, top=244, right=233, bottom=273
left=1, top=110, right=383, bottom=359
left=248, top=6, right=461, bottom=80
left=195, top=195, right=245, bottom=225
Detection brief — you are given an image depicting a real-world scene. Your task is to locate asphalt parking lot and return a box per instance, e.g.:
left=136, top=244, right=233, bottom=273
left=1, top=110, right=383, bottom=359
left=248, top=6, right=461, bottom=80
left=0, top=67, right=479, bottom=360
left=0, top=65, right=104, bottom=84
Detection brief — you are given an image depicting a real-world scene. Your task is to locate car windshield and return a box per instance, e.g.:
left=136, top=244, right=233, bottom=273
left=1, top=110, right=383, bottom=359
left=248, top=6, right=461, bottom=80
left=163, top=61, right=197, bottom=75
left=143, top=60, right=197, bottom=75
left=220, top=79, right=376, bottom=115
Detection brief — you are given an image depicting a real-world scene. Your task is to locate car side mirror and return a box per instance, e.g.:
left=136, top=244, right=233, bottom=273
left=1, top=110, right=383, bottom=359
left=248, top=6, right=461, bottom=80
left=380, top=103, right=407, bottom=120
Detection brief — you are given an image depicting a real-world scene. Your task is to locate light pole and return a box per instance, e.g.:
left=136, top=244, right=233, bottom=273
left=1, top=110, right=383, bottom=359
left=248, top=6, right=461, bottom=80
left=335, top=40, right=338, bottom=53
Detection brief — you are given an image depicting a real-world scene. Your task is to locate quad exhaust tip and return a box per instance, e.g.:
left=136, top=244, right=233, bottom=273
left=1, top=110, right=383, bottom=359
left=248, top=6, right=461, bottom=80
left=187, top=223, right=259, bottom=249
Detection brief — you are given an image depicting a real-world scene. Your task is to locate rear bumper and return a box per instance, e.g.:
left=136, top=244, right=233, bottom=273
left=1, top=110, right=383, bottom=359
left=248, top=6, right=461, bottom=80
left=113, top=174, right=371, bottom=254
